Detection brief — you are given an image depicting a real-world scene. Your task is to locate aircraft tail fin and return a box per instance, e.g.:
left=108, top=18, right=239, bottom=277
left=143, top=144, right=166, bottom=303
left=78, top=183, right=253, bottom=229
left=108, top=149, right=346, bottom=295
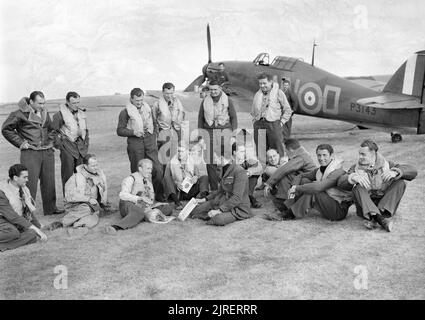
left=383, top=51, right=425, bottom=100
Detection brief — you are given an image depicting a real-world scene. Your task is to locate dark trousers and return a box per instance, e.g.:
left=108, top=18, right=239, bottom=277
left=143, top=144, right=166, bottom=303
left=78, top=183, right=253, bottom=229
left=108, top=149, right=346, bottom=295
left=113, top=200, right=173, bottom=230
left=352, top=180, right=406, bottom=220
left=275, top=173, right=297, bottom=200
left=0, top=217, right=37, bottom=252
left=157, top=128, right=182, bottom=173
left=157, top=128, right=181, bottom=158
left=181, top=176, right=209, bottom=200
left=253, top=119, right=285, bottom=158
left=204, top=127, right=231, bottom=191
left=289, top=192, right=349, bottom=221
left=59, top=148, right=84, bottom=196
left=190, top=198, right=237, bottom=226
left=282, top=117, right=292, bottom=140
left=206, top=164, right=220, bottom=191
left=248, top=175, right=259, bottom=196
left=164, top=174, right=209, bottom=200
left=127, top=134, right=163, bottom=195
left=20, top=149, right=57, bottom=215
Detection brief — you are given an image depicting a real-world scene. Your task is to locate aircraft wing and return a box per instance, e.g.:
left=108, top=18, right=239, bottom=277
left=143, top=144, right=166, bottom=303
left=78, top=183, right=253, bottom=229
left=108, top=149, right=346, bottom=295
left=356, top=93, right=424, bottom=109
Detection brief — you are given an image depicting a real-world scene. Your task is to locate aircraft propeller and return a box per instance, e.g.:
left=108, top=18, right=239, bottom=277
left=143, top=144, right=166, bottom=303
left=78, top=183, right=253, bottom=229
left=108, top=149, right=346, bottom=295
left=207, top=23, right=212, bottom=64
left=184, top=24, right=212, bottom=92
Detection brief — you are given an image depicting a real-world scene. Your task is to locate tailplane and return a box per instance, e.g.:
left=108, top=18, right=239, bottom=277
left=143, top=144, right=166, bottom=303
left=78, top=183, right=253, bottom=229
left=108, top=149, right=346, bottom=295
left=383, top=50, right=425, bottom=101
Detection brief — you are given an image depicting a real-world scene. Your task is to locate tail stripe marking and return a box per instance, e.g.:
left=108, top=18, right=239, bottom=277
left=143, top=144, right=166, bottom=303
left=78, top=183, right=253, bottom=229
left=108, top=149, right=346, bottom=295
left=402, top=55, right=417, bottom=95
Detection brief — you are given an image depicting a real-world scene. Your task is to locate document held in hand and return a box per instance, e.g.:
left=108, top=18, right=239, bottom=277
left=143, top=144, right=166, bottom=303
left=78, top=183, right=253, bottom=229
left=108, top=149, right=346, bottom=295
left=180, top=176, right=194, bottom=193
left=178, top=198, right=198, bottom=221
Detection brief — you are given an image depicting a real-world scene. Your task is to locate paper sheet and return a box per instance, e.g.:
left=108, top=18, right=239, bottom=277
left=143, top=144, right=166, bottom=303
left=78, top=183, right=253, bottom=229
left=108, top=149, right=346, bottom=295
left=177, top=198, right=198, bottom=221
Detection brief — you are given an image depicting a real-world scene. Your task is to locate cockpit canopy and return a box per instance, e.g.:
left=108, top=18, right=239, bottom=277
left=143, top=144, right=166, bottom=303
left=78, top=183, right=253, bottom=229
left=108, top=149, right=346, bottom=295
left=253, top=53, right=302, bottom=71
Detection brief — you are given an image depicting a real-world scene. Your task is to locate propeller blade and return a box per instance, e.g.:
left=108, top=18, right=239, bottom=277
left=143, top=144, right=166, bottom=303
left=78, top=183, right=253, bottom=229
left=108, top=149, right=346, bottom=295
left=207, top=23, right=212, bottom=63
left=183, top=74, right=205, bottom=92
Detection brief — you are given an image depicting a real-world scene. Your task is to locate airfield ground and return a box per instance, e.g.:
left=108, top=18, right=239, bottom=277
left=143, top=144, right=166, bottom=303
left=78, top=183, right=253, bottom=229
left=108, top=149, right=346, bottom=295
left=0, top=107, right=424, bottom=299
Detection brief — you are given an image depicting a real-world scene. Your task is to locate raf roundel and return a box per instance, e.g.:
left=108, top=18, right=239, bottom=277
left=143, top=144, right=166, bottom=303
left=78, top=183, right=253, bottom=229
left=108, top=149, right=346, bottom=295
left=297, top=82, right=323, bottom=115
left=304, top=91, right=316, bottom=106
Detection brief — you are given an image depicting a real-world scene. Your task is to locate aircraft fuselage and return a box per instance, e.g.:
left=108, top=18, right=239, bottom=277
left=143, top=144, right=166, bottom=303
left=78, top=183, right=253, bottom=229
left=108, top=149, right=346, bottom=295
left=220, top=60, right=421, bottom=132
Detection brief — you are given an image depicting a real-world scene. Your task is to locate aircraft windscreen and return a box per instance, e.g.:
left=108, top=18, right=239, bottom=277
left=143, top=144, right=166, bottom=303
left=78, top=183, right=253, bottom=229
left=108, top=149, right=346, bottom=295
left=270, top=56, right=300, bottom=70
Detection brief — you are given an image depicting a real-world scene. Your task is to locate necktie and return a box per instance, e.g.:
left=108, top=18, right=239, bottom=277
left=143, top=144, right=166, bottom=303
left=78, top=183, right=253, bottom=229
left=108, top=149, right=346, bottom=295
left=143, top=178, right=150, bottom=190
left=19, top=188, right=26, bottom=208
left=19, top=188, right=30, bottom=219
left=143, top=178, right=152, bottom=198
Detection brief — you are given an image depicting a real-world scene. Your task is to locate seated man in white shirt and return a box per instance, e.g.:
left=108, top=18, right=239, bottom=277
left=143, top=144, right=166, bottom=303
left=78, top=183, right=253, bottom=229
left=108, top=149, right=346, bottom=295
left=102, top=159, right=173, bottom=234
left=163, top=143, right=209, bottom=210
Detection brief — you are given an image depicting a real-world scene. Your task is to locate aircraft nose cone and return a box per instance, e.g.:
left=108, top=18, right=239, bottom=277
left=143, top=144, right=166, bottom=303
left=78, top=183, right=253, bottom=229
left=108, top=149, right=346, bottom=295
left=204, top=62, right=222, bottom=80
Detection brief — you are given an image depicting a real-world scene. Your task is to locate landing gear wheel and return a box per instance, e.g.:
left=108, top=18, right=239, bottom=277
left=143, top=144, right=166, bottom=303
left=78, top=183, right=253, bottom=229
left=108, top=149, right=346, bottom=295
left=391, top=132, right=402, bottom=143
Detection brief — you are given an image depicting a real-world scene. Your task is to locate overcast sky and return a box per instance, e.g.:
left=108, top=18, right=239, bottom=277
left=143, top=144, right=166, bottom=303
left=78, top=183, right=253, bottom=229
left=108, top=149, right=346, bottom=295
left=0, top=0, right=424, bottom=102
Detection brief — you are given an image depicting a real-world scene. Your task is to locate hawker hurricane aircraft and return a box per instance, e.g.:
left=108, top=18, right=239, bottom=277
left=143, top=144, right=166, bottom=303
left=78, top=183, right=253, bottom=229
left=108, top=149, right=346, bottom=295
left=184, top=25, right=425, bottom=143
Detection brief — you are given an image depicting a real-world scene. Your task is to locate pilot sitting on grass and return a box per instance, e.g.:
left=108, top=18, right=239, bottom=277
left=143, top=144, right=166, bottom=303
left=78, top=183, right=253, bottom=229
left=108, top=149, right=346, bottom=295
left=284, top=144, right=352, bottom=221
left=162, top=142, right=209, bottom=210
left=45, top=154, right=108, bottom=237
left=102, top=158, right=173, bottom=235
left=190, top=143, right=253, bottom=226
left=337, top=139, right=417, bottom=232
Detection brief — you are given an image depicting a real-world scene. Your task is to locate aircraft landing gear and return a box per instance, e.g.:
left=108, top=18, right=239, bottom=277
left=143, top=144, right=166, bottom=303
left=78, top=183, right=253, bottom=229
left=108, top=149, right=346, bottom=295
left=391, top=132, right=402, bottom=143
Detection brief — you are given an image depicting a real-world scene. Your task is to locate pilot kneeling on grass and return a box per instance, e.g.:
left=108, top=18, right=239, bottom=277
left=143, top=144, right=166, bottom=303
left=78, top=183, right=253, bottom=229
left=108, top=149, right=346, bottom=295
left=190, top=143, right=253, bottom=226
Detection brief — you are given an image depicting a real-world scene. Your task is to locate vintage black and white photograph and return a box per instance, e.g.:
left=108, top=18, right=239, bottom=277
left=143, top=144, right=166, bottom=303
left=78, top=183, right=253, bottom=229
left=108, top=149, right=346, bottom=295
left=0, top=0, right=424, bottom=302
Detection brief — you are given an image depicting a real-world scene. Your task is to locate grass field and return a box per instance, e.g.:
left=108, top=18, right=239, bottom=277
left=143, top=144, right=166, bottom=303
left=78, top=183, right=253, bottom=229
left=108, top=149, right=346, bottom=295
left=0, top=107, right=424, bottom=299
